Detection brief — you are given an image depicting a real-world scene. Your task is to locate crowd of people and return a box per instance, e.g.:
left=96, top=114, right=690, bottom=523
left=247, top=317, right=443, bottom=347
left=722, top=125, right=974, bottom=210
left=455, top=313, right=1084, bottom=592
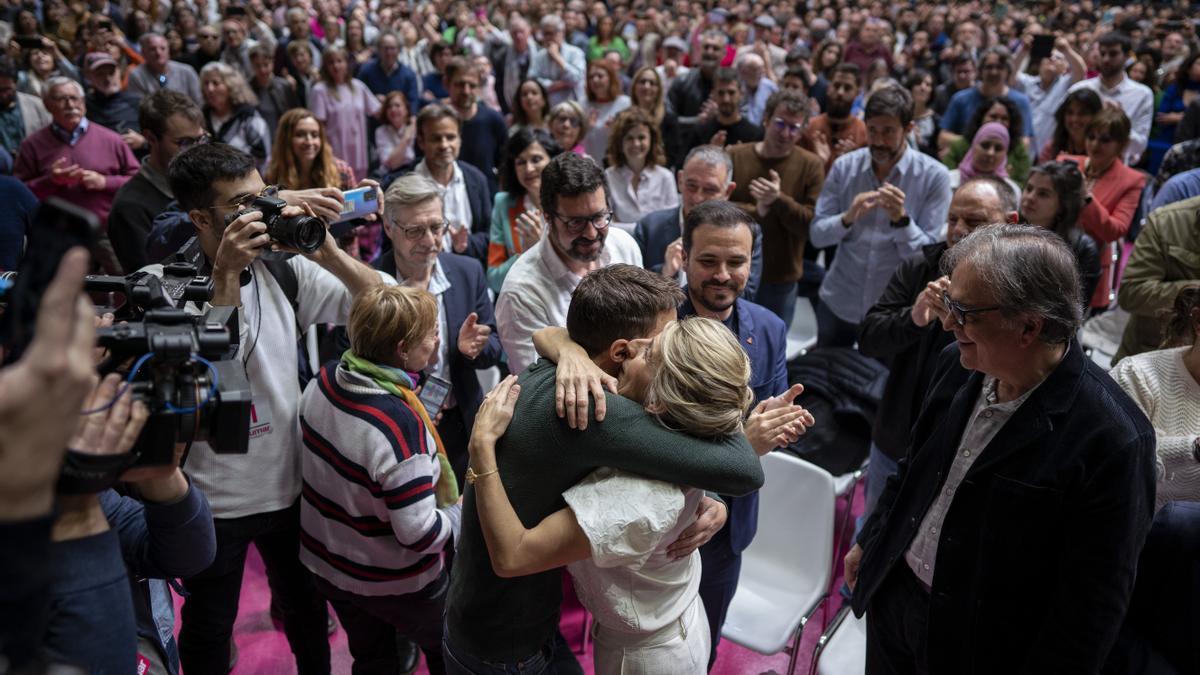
left=2, top=0, right=1200, bottom=673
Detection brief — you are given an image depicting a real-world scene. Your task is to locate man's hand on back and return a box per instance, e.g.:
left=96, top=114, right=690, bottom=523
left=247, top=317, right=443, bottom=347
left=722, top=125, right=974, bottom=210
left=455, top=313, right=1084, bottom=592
left=666, top=496, right=727, bottom=559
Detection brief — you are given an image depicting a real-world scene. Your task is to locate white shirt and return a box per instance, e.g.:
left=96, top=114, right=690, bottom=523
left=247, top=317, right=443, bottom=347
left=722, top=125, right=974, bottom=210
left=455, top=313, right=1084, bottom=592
left=495, top=227, right=643, bottom=374
left=605, top=164, right=680, bottom=224
left=1015, top=71, right=1074, bottom=157
left=395, top=258, right=455, bottom=408
left=583, top=96, right=632, bottom=162
left=655, top=64, right=690, bottom=93
left=563, top=468, right=703, bottom=635
left=1068, top=75, right=1154, bottom=165
left=415, top=159, right=470, bottom=250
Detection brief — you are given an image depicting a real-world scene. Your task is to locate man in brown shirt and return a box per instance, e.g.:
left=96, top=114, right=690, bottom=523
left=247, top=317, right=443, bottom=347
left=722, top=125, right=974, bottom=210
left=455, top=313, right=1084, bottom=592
left=729, top=89, right=824, bottom=323
left=801, top=62, right=868, bottom=174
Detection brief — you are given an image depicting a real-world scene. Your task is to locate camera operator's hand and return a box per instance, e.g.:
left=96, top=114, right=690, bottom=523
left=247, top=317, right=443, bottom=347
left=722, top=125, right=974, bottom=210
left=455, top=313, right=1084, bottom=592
left=68, top=373, right=150, bottom=459
left=211, top=209, right=269, bottom=306
left=280, top=187, right=344, bottom=224
left=0, top=249, right=96, bottom=522
left=121, top=442, right=190, bottom=504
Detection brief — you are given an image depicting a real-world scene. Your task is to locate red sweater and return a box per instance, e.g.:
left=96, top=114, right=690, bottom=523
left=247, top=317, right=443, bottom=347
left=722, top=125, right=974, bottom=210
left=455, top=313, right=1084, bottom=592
left=14, top=121, right=139, bottom=225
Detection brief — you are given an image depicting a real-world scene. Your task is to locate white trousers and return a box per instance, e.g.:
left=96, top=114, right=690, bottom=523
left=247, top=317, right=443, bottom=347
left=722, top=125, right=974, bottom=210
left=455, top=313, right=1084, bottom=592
left=591, top=595, right=711, bottom=675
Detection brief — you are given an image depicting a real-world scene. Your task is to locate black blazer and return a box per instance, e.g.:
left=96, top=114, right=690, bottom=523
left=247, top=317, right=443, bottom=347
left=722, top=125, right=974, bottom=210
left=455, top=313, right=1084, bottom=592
left=853, top=339, right=1157, bottom=675
left=375, top=252, right=504, bottom=428
left=381, top=160, right=494, bottom=264
left=632, top=206, right=764, bottom=300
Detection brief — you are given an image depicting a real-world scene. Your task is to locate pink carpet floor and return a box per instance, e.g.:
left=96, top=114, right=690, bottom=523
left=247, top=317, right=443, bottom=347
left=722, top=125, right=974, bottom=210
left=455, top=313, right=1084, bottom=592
left=173, top=488, right=862, bottom=675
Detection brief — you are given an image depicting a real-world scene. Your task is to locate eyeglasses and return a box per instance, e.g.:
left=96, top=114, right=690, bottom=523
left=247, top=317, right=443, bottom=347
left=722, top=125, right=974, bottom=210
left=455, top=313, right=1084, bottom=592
left=771, top=117, right=805, bottom=135
left=553, top=116, right=581, bottom=128
left=942, top=291, right=1004, bottom=327
left=213, top=184, right=280, bottom=210
left=394, top=220, right=448, bottom=240
left=550, top=210, right=612, bottom=234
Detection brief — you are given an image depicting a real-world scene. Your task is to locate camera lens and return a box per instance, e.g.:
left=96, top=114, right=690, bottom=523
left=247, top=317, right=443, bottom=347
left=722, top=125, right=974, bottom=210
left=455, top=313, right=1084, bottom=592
left=272, top=214, right=327, bottom=254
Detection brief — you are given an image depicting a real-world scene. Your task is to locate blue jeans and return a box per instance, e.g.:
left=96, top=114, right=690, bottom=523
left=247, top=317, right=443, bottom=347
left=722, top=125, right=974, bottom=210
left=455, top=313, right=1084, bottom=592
left=443, top=628, right=581, bottom=675
left=754, top=280, right=799, bottom=326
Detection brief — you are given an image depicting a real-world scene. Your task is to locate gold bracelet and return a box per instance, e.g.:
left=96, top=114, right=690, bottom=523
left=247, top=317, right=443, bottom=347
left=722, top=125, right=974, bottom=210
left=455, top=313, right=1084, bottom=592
left=466, top=466, right=499, bottom=484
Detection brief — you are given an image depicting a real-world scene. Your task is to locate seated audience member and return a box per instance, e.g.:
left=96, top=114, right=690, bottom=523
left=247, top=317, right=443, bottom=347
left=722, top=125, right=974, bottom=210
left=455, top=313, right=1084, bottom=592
left=1038, top=88, right=1103, bottom=162
left=857, top=176, right=1018, bottom=525
left=159, top=142, right=388, bottom=675
left=1153, top=138, right=1200, bottom=195
left=83, top=51, right=144, bottom=150
left=310, top=46, right=380, bottom=186
left=1150, top=167, right=1200, bottom=212
left=15, top=76, right=139, bottom=275
left=127, top=32, right=203, bottom=104
left=494, top=152, right=643, bottom=374
left=404, top=103, right=493, bottom=262
left=376, top=90, right=417, bottom=172
left=580, top=58, right=630, bottom=162
left=942, top=96, right=1031, bottom=185
left=846, top=224, right=1156, bottom=675
left=1020, top=161, right=1103, bottom=303
left=248, top=42, right=300, bottom=133
left=199, top=61, right=271, bottom=170
left=108, top=89, right=205, bottom=272
left=300, top=285, right=461, bottom=675
left=376, top=174, right=503, bottom=486
left=1115, top=195, right=1200, bottom=362
left=1061, top=107, right=1147, bottom=310
left=605, top=108, right=679, bottom=224
left=947, top=122, right=1024, bottom=199
left=488, top=127, right=562, bottom=292
left=45, top=375, right=216, bottom=674
left=905, top=69, right=939, bottom=157
left=548, top=100, right=588, bottom=156
left=811, top=85, right=951, bottom=348
left=729, top=89, right=824, bottom=324
left=629, top=67, right=683, bottom=169
left=444, top=56, right=507, bottom=195
left=444, top=263, right=765, bottom=673
left=1111, top=286, right=1200, bottom=510
left=509, top=78, right=551, bottom=136
left=692, top=67, right=764, bottom=153
left=0, top=59, right=51, bottom=158
left=527, top=14, right=585, bottom=106
left=801, top=63, right=867, bottom=173
left=1068, top=31, right=1155, bottom=166
left=633, top=144, right=763, bottom=299
left=939, top=45, right=1035, bottom=151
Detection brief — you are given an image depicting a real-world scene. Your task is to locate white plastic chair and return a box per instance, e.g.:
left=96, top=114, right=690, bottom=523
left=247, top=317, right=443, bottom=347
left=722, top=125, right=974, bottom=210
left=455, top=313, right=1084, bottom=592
left=809, top=605, right=867, bottom=675
left=786, top=297, right=819, bottom=362
left=721, top=451, right=836, bottom=675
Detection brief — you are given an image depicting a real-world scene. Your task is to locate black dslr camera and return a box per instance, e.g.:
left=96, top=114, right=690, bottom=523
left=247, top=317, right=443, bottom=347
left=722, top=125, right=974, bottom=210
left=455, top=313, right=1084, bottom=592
left=226, top=195, right=327, bottom=254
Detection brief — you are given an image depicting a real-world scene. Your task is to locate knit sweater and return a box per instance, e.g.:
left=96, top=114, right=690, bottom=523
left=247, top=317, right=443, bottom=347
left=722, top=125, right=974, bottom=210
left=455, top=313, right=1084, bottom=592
left=446, top=359, right=764, bottom=663
left=14, top=122, right=139, bottom=225
left=1110, top=346, right=1200, bottom=510
left=299, top=362, right=461, bottom=597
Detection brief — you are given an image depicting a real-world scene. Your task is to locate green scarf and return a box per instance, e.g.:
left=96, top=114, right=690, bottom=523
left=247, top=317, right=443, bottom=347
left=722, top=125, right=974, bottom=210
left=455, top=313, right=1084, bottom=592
left=340, top=350, right=460, bottom=507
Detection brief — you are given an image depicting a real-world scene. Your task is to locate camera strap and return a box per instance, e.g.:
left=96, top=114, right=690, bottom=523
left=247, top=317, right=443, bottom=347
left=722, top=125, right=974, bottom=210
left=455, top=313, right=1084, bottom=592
left=57, top=449, right=139, bottom=495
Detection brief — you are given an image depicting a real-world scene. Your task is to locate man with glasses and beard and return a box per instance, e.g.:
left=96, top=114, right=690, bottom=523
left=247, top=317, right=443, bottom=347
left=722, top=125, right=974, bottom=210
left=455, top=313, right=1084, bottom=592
left=802, top=63, right=868, bottom=174
left=495, top=152, right=642, bottom=374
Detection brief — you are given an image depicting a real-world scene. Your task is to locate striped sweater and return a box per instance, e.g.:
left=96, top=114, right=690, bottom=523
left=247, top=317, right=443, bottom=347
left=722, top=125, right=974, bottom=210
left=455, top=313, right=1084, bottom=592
left=299, top=362, right=461, bottom=597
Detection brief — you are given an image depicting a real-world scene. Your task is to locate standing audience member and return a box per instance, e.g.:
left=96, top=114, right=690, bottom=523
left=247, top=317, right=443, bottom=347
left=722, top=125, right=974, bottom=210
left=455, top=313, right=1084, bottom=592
left=310, top=46, right=380, bottom=186
left=802, top=63, right=868, bottom=173
left=605, top=108, right=679, bottom=224
left=1068, top=31, right=1154, bottom=165
left=494, top=152, right=643, bottom=374
left=108, top=89, right=205, bottom=271
left=1019, top=161, right=1103, bottom=304
left=83, top=51, right=143, bottom=149
left=445, top=56, right=507, bottom=195
left=422, top=41, right=454, bottom=103
left=300, top=283, right=459, bottom=675
left=1013, top=35, right=1086, bottom=158
left=199, top=61, right=271, bottom=171
left=1038, top=88, right=1103, bottom=162
left=580, top=59, right=630, bottom=163
left=1111, top=286, right=1200, bottom=510
left=376, top=90, right=417, bottom=173
left=248, top=42, right=300, bottom=133
left=1115, top=195, right=1200, bottom=362
left=187, top=25, right=225, bottom=78
left=905, top=69, right=939, bottom=156
left=287, top=39, right=319, bottom=106
left=939, top=45, right=1035, bottom=152
left=509, top=79, right=550, bottom=136
left=375, top=174, right=503, bottom=487
left=488, top=128, right=561, bottom=292
left=355, top=31, right=419, bottom=113
left=490, top=16, right=539, bottom=115
left=528, top=15, right=585, bottom=107
left=729, top=89, right=824, bottom=324
left=845, top=224, right=1155, bottom=675
left=736, top=52, right=777, bottom=127
left=811, top=85, right=952, bottom=347
left=127, top=32, right=202, bottom=104
left=629, top=67, right=683, bottom=168
left=693, top=67, right=764, bottom=152
left=15, top=76, right=139, bottom=274
left=668, top=30, right=727, bottom=145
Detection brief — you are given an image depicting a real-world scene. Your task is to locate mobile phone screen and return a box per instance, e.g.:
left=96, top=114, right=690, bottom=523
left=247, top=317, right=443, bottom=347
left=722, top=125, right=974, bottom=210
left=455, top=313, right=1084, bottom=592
left=418, top=375, right=451, bottom=417
left=334, top=186, right=379, bottom=224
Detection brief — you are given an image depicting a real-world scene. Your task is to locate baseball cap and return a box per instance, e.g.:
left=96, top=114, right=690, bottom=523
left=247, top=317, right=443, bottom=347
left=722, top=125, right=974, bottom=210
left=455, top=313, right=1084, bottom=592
left=753, top=15, right=776, bottom=29
left=662, top=36, right=688, bottom=52
left=84, top=52, right=118, bottom=72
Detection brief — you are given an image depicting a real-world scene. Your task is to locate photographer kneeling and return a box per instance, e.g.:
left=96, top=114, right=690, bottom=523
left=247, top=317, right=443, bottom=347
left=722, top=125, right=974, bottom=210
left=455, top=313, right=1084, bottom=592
left=147, top=142, right=389, bottom=675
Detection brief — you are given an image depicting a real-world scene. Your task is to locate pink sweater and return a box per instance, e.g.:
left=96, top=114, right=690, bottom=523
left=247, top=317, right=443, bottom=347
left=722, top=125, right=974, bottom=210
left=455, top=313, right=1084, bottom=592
left=14, top=121, right=139, bottom=225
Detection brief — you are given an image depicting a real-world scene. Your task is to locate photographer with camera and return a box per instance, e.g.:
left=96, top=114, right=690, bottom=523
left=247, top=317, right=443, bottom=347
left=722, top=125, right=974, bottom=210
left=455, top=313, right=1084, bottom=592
left=158, top=142, right=389, bottom=675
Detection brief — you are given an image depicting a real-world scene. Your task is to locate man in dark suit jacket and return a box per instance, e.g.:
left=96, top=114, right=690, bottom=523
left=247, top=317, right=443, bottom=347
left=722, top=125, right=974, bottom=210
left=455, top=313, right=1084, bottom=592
left=845, top=224, right=1157, bottom=675
left=377, top=173, right=504, bottom=487
left=634, top=145, right=763, bottom=300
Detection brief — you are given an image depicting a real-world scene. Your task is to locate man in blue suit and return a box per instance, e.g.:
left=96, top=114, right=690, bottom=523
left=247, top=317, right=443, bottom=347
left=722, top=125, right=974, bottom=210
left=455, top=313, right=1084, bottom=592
left=677, top=200, right=794, bottom=667
left=377, top=173, right=504, bottom=487
left=634, top=144, right=763, bottom=300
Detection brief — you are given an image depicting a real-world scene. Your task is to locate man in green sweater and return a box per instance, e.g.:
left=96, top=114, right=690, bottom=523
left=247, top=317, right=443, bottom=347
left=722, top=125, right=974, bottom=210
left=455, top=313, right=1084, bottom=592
left=444, top=264, right=766, bottom=674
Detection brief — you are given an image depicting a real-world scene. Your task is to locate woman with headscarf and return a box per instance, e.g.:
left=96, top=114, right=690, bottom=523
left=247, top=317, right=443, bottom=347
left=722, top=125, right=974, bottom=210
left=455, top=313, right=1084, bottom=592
left=949, top=121, right=1023, bottom=200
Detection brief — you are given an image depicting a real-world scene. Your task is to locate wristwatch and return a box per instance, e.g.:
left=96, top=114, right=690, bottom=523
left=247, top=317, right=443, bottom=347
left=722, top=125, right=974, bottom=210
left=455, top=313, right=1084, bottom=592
left=890, top=214, right=911, bottom=229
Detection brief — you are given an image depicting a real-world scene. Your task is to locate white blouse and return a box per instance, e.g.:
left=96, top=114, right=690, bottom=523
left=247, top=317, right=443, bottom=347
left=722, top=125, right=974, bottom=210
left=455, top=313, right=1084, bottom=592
left=563, top=467, right=702, bottom=636
left=605, top=164, right=680, bottom=225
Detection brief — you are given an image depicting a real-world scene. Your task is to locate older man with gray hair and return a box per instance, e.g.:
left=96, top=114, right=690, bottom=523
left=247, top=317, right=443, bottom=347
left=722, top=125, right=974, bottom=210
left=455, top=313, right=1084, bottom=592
left=844, top=224, right=1157, bottom=674
left=527, top=14, right=585, bottom=106
left=127, top=32, right=203, bottom=104
left=377, top=173, right=503, bottom=487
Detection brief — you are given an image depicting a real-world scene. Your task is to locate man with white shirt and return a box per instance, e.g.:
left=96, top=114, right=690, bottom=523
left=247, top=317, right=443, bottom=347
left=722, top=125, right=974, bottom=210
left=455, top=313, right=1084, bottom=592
left=496, top=153, right=642, bottom=374
left=1068, top=32, right=1154, bottom=165
left=655, top=37, right=690, bottom=93
left=736, top=52, right=777, bottom=127
left=1013, top=35, right=1085, bottom=157
left=528, top=14, right=585, bottom=106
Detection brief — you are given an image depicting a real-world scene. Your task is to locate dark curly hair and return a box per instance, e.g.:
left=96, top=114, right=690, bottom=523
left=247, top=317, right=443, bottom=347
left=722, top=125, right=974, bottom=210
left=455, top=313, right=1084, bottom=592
left=1160, top=286, right=1200, bottom=348
left=606, top=108, right=666, bottom=170
left=1048, top=88, right=1102, bottom=157
left=501, top=127, right=563, bottom=196
left=962, top=95, right=1024, bottom=149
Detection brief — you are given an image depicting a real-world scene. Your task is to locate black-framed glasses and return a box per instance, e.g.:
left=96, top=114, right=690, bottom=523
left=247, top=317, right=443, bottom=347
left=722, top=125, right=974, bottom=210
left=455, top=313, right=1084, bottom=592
left=395, top=220, right=448, bottom=240
left=942, top=291, right=1004, bottom=327
left=213, top=184, right=280, bottom=210
left=549, top=209, right=612, bottom=235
